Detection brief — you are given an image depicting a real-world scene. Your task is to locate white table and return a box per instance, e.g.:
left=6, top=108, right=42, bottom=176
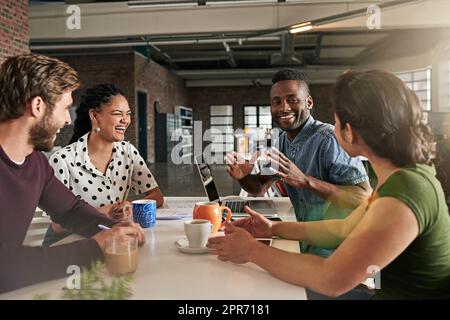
left=0, top=197, right=306, bottom=300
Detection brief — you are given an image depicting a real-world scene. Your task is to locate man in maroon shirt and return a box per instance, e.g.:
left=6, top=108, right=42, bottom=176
left=0, top=54, right=145, bottom=293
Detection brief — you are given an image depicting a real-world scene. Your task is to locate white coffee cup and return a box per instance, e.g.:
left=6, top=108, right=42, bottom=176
left=184, top=219, right=213, bottom=248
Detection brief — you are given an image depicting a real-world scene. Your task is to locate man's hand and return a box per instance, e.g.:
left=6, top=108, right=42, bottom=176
left=92, top=221, right=145, bottom=252
left=112, top=221, right=145, bottom=245
left=207, top=223, right=258, bottom=264
left=269, top=147, right=310, bottom=189
left=225, top=151, right=257, bottom=180
left=232, top=206, right=274, bottom=238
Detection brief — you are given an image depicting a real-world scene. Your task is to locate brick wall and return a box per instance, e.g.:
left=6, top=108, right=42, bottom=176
left=0, top=0, right=29, bottom=63
left=52, top=53, right=136, bottom=147
left=135, top=53, right=189, bottom=163
left=309, top=84, right=334, bottom=124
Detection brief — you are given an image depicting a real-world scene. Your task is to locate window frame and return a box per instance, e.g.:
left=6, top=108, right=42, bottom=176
left=210, top=105, right=234, bottom=155
left=395, top=67, right=432, bottom=111
left=243, top=105, right=273, bottom=129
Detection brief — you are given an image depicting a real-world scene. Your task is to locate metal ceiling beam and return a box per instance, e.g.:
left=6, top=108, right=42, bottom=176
left=184, top=78, right=336, bottom=87
left=165, top=50, right=312, bottom=56
left=175, top=66, right=348, bottom=85
left=30, top=36, right=281, bottom=50
left=175, top=66, right=346, bottom=77
left=171, top=55, right=230, bottom=62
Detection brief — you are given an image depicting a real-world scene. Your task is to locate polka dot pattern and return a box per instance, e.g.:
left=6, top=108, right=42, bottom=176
left=49, top=133, right=158, bottom=208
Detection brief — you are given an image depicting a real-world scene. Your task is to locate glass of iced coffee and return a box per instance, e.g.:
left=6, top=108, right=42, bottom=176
left=104, top=235, right=139, bottom=276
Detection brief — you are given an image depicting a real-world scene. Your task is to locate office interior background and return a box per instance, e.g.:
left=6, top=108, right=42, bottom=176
left=1, top=0, right=449, bottom=197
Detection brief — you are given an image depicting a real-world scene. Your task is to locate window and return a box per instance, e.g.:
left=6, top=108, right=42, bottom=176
left=209, top=105, right=234, bottom=157
left=396, top=67, right=432, bottom=111
left=244, top=105, right=272, bottom=130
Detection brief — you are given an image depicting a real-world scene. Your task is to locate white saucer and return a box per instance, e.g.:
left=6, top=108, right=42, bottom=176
left=174, top=238, right=210, bottom=254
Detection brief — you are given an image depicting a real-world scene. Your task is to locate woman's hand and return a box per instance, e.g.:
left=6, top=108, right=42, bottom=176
left=207, top=223, right=259, bottom=264
left=144, top=188, right=164, bottom=207
left=110, top=201, right=133, bottom=221
left=97, top=201, right=133, bottom=221
left=231, top=206, right=274, bottom=238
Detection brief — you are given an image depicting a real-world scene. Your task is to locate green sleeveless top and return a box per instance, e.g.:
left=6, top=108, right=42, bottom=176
left=372, top=164, right=450, bottom=299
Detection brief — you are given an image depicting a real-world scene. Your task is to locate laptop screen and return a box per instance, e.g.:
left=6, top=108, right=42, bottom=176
left=195, top=154, right=220, bottom=202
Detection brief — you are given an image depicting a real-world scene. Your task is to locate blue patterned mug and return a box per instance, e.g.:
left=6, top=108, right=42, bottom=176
left=132, top=199, right=156, bottom=228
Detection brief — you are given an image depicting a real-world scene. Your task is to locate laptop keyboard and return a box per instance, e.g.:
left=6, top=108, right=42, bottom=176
left=224, top=200, right=248, bottom=213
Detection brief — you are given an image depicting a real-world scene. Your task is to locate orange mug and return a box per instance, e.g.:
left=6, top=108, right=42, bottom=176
left=193, top=202, right=232, bottom=233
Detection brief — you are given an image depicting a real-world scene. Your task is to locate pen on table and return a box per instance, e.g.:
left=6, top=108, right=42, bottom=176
left=98, top=224, right=111, bottom=230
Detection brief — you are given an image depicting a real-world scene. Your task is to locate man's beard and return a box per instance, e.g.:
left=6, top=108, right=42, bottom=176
left=29, top=114, right=59, bottom=152
left=275, top=110, right=309, bottom=132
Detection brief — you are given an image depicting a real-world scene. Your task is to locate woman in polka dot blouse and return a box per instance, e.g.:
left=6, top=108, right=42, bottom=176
left=43, top=84, right=164, bottom=246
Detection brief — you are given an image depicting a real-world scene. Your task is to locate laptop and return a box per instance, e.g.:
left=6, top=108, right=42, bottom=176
left=194, top=153, right=278, bottom=217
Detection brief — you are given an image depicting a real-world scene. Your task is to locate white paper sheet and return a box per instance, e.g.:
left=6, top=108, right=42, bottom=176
left=156, top=202, right=196, bottom=220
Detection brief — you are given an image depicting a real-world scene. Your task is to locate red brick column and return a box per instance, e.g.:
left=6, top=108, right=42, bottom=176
left=0, top=0, right=29, bottom=64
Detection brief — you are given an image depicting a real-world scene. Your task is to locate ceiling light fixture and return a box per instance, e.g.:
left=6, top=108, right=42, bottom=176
left=289, top=22, right=313, bottom=33
left=250, top=0, right=417, bottom=38
left=289, top=22, right=312, bottom=34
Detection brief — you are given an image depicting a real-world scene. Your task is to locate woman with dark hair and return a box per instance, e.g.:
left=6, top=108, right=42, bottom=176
left=43, top=83, right=164, bottom=246
left=207, top=70, right=450, bottom=299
